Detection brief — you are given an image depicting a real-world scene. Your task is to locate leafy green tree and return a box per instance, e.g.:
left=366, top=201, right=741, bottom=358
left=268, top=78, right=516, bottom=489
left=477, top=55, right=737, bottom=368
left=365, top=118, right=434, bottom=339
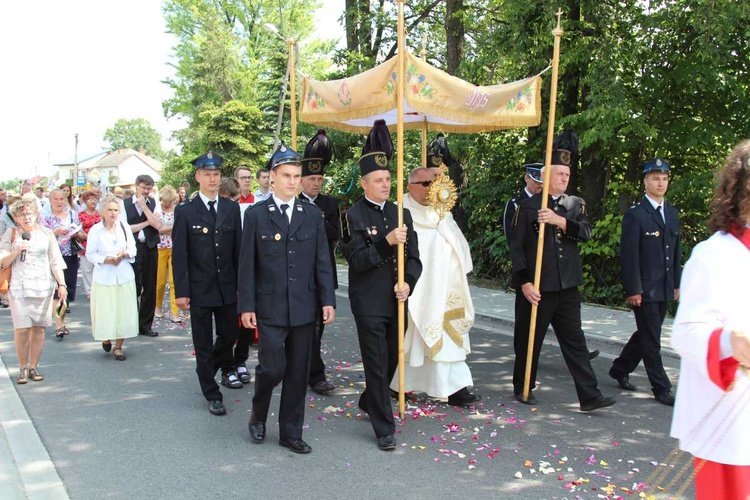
left=103, top=118, right=165, bottom=159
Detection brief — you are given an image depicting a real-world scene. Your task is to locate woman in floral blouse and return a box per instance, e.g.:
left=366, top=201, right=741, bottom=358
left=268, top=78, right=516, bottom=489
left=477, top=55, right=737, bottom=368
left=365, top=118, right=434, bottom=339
left=40, top=189, right=84, bottom=338
left=77, top=190, right=102, bottom=300
left=156, top=186, right=180, bottom=322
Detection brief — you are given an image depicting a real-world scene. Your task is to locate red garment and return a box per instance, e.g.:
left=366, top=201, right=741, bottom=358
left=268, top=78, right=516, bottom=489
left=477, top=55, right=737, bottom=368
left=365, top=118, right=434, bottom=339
left=78, top=210, right=102, bottom=250
left=694, top=458, right=750, bottom=499
left=239, top=193, right=255, bottom=204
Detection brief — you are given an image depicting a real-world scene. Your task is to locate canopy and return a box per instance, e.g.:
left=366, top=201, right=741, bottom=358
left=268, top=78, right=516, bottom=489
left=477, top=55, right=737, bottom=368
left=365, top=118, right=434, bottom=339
left=299, top=52, right=543, bottom=133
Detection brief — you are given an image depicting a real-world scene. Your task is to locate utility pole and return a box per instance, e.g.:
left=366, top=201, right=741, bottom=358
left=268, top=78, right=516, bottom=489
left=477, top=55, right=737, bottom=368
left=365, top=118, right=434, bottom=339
left=73, top=133, right=79, bottom=194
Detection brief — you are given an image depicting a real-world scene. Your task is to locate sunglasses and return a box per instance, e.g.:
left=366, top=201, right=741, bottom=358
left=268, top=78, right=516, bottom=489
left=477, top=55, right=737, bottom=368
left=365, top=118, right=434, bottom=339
left=409, top=180, right=433, bottom=187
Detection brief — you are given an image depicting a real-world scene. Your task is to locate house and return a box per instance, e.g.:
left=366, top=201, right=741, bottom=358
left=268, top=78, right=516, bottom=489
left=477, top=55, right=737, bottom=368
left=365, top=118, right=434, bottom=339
left=54, top=148, right=162, bottom=188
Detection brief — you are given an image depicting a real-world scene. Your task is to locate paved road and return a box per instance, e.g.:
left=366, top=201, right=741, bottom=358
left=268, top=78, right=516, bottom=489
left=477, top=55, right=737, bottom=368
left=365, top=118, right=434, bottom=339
left=0, top=287, right=690, bottom=499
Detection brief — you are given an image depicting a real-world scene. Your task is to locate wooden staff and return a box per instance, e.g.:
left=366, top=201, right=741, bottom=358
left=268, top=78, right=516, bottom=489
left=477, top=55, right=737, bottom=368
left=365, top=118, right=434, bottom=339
left=396, top=0, right=406, bottom=418
left=522, top=11, right=565, bottom=401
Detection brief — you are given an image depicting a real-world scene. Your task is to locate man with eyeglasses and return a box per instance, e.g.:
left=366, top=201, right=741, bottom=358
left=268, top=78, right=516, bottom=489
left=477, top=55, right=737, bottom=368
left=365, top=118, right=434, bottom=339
left=389, top=167, right=481, bottom=407
left=235, top=166, right=255, bottom=205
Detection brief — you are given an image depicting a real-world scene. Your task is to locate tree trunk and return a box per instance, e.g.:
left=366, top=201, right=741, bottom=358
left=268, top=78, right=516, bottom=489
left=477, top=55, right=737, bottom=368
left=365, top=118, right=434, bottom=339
left=345, top=0, right=359, bottom=53
left=445, top=0, right=465, bottom=75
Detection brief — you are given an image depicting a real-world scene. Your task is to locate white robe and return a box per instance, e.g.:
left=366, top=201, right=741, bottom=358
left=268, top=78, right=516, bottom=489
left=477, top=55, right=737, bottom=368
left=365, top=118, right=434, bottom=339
left=670, top=231, right=750, bottom=465
left=390, top=195, right=475, bottom=397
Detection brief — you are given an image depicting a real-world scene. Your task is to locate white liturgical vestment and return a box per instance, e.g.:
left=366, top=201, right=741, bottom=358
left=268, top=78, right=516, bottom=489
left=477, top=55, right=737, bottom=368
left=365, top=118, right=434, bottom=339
left=390, top=194, right=475, bottom=397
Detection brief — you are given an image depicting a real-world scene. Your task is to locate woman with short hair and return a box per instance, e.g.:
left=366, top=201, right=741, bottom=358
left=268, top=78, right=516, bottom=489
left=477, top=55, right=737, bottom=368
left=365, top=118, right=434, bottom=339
left=155, top=186, right=180, bottom=322
left=40, top=189, right=84, bottom=339
left=0, top=197, right=67, bottom=383
left=77, top=190, right=102, bottom=300
left=86, top=196, right=138, bottom=360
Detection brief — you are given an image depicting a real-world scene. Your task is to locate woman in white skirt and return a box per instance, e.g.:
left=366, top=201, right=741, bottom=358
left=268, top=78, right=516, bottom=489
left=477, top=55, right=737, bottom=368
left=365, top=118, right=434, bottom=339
left=0, top=197, right=67, bottom=383
left=85, top=196, right=138, bottom=360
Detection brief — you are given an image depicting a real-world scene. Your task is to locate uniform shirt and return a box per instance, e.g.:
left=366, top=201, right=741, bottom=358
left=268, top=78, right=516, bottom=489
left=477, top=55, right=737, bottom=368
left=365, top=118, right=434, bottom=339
left=271, top=194, right=295, bottom=223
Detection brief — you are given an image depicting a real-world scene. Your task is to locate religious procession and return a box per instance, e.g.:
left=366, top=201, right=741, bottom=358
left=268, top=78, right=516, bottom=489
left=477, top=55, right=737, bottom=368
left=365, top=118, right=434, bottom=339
left=2, top=1, right=748, bottom=499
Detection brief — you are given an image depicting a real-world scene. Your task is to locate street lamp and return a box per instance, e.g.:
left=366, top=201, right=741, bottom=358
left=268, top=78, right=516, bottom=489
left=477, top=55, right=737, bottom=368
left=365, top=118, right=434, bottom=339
left=264, top=23, right=298, bottom=150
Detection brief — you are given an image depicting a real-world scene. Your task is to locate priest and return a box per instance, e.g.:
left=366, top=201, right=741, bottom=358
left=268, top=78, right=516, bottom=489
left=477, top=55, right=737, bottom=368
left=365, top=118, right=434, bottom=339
left=389, top=167, right=481, bottom=407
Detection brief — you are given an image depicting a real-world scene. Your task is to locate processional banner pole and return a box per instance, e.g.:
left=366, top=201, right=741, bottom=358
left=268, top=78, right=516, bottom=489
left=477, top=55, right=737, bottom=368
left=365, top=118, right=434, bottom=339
left=396, top=0, right=407, bottom=418
left=523, top=10, right=565, bottom=401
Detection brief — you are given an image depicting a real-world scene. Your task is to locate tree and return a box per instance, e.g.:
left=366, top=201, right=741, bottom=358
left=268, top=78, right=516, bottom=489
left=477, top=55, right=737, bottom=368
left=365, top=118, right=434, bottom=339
left=103, top=118, right=165, bottom=159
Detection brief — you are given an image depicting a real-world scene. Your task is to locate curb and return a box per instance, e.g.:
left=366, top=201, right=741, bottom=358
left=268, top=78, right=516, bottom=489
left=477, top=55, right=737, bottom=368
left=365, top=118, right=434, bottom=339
left=0, top=351, right=69, bottom=500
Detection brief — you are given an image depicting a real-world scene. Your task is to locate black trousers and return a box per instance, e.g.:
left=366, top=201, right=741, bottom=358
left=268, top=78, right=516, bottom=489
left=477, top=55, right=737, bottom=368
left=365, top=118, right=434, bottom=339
left=611, top=301, right=672, bottom=395
left=134, top=242, right=157, bottom=333
left=252, top=321, right=314, bottom=439
left=233, top=325, right=254, bottom=366
left=190, top=303, right=239, bottom=402
left=308, top=299, right=327, bottom=386
left=59, top=254, right=79, bottom=302
left=513, top=288, right=601, bottom=404
left=354, top=314, right=399, bottom=438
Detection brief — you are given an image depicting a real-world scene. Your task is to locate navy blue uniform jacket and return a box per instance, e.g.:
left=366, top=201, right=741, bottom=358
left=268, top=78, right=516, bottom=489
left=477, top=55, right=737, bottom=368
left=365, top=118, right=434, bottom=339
left=172, top=196, right=242, bottom=307
left=237, top=198, right=335, bottom=327
left=620, top=197, right=681, bottom=302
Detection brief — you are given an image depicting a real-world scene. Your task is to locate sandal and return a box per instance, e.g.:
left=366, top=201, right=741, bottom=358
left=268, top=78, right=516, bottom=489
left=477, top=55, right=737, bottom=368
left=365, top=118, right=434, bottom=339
left=102, top=341, right=112, bottom=352
left=113, top=348, right=126, bottom=361
left=28, top=368, right=44, bottom=381
left=62, top=326, right=70, bottom=336
left=17, top=368, right=28, bottom=384
left=55, top=328, right=66, bottom=340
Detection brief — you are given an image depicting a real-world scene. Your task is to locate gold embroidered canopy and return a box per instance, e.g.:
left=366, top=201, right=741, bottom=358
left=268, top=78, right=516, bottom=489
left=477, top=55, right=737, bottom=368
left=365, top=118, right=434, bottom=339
left=299, top=52, right=543, bottom=133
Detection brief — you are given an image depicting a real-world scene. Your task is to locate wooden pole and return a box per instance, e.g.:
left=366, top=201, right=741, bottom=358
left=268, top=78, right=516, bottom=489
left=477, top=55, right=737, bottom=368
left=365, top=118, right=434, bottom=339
left=522, top=10, right=565, bottom=401
left=287, top=38, right=297, bottom=150
left=396, top=0, right=406, bottom=418
left=420, top=40, right=428, bottom=167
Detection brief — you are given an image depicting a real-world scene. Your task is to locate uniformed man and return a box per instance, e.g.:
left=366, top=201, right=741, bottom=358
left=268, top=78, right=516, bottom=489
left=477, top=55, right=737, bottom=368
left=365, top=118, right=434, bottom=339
left=510, top=149, right=615, bottom=411
left=238, top=143, right=335, bottom=455
left=172, top=152, right=243, bottom=416
left=609, top=158, right=680, bottom=406
left=505, top=163, right=599, bottom=360
left=503, top=163, right=544, bottom=247
left=343, top=144, right=422, bottom=451
left=299, top=129, right=340, bottom=395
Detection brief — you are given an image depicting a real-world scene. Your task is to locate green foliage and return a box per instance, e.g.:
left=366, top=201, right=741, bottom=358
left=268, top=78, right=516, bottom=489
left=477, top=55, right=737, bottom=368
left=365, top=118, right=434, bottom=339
left=0, top=179, right=21, bottom=192
left=103, top=118, right=164, bottom=159
left=199, top=100, right=268, bottom=174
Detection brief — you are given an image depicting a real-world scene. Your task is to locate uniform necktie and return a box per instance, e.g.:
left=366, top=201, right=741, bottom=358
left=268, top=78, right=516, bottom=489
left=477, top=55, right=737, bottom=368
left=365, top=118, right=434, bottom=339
left=657, top=205, right=664, bottom=223
left=280, top=203, right=290, bottom=226
left=208, top=200, right=217, bottom=221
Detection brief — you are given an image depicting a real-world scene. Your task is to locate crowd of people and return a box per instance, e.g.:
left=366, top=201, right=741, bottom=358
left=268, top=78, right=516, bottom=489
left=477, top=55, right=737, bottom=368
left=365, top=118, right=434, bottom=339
left=0, top=130, right=748, bottom=494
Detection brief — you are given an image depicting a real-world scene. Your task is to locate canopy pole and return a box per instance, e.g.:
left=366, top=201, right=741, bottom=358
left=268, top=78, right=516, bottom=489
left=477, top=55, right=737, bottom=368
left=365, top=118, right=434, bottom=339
left=287, top=37, right=297, bottom=150
left=523, top=10, right=565, bottom=401
left=396, top=0, right=406, bottom=419
left=420, top=39, right=428, bottom=167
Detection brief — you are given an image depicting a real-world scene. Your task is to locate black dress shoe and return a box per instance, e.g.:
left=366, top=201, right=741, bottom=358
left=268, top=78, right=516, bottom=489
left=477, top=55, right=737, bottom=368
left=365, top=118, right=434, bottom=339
left=138, top=330, right=159, bottom=337
left=588, top=350, right=600, bottom=360
left=221, top=372, right=243, bottom=389
left=377, top=434, right=396, bottom=451
left=654, top=391, right=676, bottom=406
left=208, top=400, right=226, bottom=416
left=514, top=391, right=537, bottom=405
left=236, top=365, right=251, bottom=384
left=609, top=368, right=637, bottom=391
left=447, top=387, right=482, bottom=407
left=279, top=437, right=312, bottom=454
left=580, top=395, right=616, bottom=412
left=310, top=380, right=336, bottom=395
left=249, top=415, right=266, bottom=442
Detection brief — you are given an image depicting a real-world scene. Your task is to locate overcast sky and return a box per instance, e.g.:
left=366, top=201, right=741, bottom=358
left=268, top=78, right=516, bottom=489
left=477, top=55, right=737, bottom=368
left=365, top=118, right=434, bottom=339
left=0, top=0, right=344, bottom=181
